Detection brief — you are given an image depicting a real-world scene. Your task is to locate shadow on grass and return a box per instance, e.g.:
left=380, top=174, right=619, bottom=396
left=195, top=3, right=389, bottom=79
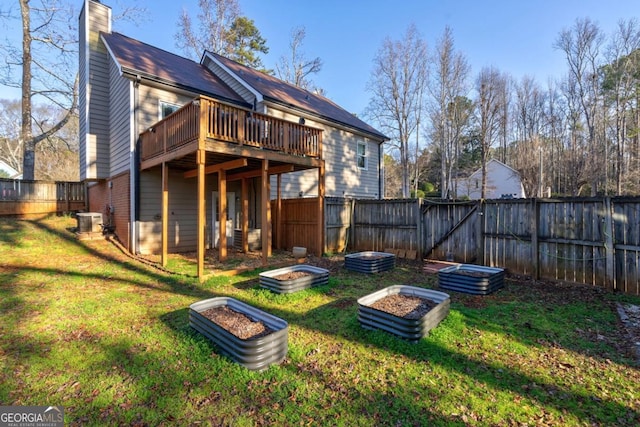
left=213, top=276, right=640, bottom=425
left=0, top=217, right=27, bottom=247
left=158, top=306, right=468, bottom=426
left=3, top=217, right=638, bottom=425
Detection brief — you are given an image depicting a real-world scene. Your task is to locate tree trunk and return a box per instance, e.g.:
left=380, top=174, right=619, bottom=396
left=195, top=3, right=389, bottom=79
left=20, top=0, right=34, bottom=180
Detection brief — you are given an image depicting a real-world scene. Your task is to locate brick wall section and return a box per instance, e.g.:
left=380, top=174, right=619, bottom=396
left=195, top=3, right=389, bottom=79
left=87, top=172, right=131, bottom=252
left=87, top=181, right=109, bottom=217
left=110, top=173, right=131, bottom=251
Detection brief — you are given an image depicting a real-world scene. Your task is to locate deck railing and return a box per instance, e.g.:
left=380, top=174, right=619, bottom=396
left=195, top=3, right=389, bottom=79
left=140, top=96, right=322, bottom=162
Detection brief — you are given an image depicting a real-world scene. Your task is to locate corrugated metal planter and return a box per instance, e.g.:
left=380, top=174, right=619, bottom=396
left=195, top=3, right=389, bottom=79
left=189, top=297, right=288, bottom=371
left=259, top=264, right=329, bottom=294
left=345, top=251, right=395, bottom=273
left=357, top=285, right=450, bottom=341
left=438, top=264, right=505, bottom=295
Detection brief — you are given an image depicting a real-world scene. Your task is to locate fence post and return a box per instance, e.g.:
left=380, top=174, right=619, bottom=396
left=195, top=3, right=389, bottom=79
left=530, top=198, right=539, bottom=280
left=416, top=198, right=423, bottom=260
left=477, top=199, right=485, bottom=265
left=603, top=197, right=616, bottom=290
left=66, top=182, right=71, bottom=213
left=349, top=198, right=355, bottom=252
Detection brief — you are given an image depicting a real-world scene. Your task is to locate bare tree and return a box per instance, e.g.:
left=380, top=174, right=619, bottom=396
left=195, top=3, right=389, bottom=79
left=175, top=0, right=268, bottom=69
left=275, top=26, right=322, bottom=90
left=475, top=67, right=507, bottom=199
left=555, top=18, right=605, bottom=195
left=366, top=24, right=428, bottom=198
left=383, top=153, right=403, bottom=198
left=0, top=99, right=22, bottom=174
left=428, top=26, right=471, bottom=198
left=602, top=19, right=640, bottom=195
left=509, top=76, right=546, bottom=197
left=0, top=0, right=78, bottom=180
left=176, top=0, right=239, bottom=60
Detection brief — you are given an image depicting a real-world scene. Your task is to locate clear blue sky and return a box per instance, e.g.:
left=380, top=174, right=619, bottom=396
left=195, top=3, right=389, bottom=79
left=1, top=0, right=637, bottom=116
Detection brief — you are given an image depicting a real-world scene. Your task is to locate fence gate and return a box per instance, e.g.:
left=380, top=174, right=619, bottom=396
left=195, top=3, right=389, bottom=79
left=422, top=200, right=480, bottom=263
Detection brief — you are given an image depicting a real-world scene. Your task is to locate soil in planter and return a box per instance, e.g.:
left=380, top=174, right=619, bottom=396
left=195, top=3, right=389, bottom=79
left=200, top=306, right=274, bottom=340
left=453, top=270, right=492, bottom=278
left=273, top=271, right=311, bottom=281
left=358, top=255, right=386, bottom=260
left=369, top=294, right=437, bottom=320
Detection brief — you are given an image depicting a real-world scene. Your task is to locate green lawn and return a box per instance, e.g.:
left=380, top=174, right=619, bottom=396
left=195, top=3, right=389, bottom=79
left=1, top=216, right=639, bottom=426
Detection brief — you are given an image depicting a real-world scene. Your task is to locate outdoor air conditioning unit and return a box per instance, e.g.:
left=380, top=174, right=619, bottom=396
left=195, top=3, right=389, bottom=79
left=76, top=212, right=103, bottom=233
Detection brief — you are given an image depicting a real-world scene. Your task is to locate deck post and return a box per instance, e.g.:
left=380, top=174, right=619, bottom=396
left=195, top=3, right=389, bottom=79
left=197, top=149, right=206, bottom=281
left=317, top=163, right=325, bottom=256
left=276, top=174, right=282, bottom=249
left=261, top=159, right=271, bottom=265
left=161, top=162, right=169, bottom=267
left=242, top=177, right=249, bottom=253
left=219, top=169, right=227, bottom=261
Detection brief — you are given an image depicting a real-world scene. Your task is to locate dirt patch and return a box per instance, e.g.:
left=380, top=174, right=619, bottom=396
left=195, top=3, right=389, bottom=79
left=617, top=303, right=640, bottom=364
left=369, top=294, right=437, bottom=320
left=200, top=306, right=274, bottom=340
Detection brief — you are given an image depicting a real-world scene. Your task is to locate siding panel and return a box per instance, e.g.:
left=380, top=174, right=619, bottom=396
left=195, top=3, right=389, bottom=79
left=109, top=58, right=131, bottom=176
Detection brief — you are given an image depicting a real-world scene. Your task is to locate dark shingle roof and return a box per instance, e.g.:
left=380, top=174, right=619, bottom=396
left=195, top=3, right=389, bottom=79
left=208, top=52, right=388, bottom=141
left=101, top=31, right=386, bottom=141
left=101, top=32, right=249, bottom=107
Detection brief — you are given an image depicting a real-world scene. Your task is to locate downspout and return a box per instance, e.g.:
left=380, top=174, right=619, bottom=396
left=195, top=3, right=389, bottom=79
left=378, top=142, right=384, bottom=200
left=130, top=75, right=141, bottom=254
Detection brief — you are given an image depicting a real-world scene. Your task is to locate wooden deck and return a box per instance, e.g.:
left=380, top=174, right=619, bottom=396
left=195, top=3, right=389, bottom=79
left=138, top=95, right=325, bottom=282
left=139, top=95, right=323, bottom=171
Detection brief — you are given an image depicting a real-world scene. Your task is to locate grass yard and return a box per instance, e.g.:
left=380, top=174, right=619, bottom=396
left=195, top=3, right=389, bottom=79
left=1, top=215, right=639, bottom=426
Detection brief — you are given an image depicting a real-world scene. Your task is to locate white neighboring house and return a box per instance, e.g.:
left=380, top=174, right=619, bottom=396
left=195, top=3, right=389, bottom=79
left=455, top=159, right=526, bottom=200
left=0, top=161, right=21, bottom=179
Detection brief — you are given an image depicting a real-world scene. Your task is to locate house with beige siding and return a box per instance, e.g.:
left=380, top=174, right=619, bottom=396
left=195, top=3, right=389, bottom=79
left=79, top=0, right=387, bottom=277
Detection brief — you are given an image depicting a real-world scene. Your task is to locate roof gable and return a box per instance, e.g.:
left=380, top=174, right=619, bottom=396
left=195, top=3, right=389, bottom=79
left=469, top=159, right=521, bottom=179
left=204, top=51, right=388, bottom=141
left=101, top=32, right=248, bottom=107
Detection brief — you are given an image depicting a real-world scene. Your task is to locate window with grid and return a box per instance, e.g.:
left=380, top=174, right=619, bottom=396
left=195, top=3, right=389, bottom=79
left=357, top=142, right=367, bottom=170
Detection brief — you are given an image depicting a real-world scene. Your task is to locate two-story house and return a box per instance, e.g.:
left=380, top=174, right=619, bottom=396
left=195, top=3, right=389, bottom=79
left=79, top=0, right=387, bottom=278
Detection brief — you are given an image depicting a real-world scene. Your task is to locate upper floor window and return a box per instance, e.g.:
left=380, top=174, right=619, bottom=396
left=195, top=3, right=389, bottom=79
left=160, top=101, right=181, bottom=119
left=357, top=142, right=367, bottom=170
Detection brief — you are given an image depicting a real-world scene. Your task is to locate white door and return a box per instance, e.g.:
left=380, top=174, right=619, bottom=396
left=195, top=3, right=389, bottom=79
left=212, top=192, right=235, bottom=248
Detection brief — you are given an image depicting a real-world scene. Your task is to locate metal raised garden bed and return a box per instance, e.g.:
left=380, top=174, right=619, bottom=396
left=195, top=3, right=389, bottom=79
left=345, top=251, right=395, bottom=273
left=438, top=264, right=505, bottom=295
left=357, top=285, right=450, bottom=341
left=259, top=264, right=329, bottom=294
left=189, top=297, right=288, bottom=371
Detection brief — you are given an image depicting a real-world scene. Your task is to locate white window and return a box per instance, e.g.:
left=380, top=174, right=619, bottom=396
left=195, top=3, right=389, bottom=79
left=159, top=101, right=181, bottom=119
left=357, top=142, right=367, bottom=170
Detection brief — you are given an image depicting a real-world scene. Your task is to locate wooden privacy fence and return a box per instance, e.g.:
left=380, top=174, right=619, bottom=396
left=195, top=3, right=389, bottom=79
left=275, top=196, right=640, bottom=295
left=271, top=197, right=321, bottom=255
left=0, top=179, right=86, bottom=216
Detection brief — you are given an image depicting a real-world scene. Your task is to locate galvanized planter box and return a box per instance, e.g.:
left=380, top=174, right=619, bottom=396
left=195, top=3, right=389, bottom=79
left=345, top=251, right=395, bottom=273
left=357, top=285, right=450, bottom=341
left=189, top=297, right=288, bottom=371
left=259, top=264, right=329, bottom=294
left=438, top=264, right=505, bottom=295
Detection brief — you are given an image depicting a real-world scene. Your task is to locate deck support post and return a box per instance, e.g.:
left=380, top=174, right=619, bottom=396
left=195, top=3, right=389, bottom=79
left=197, top=149, right=206, bottom=281
left=161, top=162, right=169, bottom=267
left=242, top=177, right=249, bottom=253
left=261, top=159, right=271, bottom=265
left=276, top=174, right=282, bottom=250
left=317, top=163, right=325, bottom=256
left=218, top=169, right=227, bottom=261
